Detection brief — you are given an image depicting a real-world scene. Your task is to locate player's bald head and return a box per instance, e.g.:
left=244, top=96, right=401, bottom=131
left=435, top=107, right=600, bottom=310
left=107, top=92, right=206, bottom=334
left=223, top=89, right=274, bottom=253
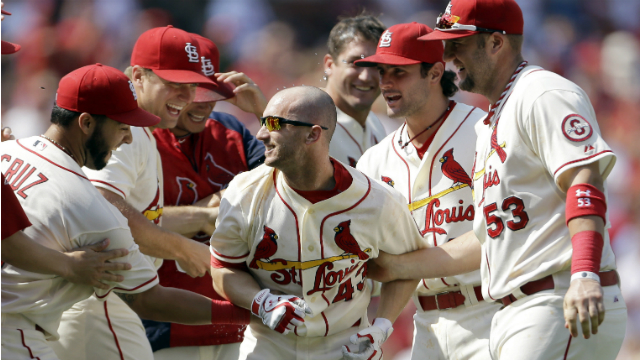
left=267, top=86, right=337, bottom=144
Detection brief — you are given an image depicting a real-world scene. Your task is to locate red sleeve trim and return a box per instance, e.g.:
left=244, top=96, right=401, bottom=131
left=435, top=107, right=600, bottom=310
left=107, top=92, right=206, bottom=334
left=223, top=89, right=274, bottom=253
left=211, top=248, right=250, bottom=260
left=95, top=275, right=158, bottom=299
left=90, top=180, right=127, bottom=199
left=553, top=150, right=614, bottom=176
left=211, top=253, right=249, bottom=270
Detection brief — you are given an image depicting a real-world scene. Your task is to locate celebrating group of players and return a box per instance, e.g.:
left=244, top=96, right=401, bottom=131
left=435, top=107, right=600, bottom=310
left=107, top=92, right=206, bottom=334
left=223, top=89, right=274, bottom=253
left=1, top=0, right=628, bottom=359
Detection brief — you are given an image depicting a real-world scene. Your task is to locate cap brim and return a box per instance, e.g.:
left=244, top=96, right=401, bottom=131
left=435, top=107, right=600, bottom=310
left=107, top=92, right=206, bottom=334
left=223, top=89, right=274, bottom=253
left=108, top=107, right=161, bottom=127
left=418, top=29, right=477, bottom=41
left=354, top=53, right=422, bottom=67
left=153, top=69, right=215, bottom=85
left=194, top=81, right=235, bottom=102
left=1, top=40, right=21, bottom=55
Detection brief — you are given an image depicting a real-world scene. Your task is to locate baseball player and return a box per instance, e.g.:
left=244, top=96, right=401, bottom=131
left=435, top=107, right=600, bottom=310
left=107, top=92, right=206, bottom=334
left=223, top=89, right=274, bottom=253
left=355, top=22, right=500, bottom=360
left=1, top=3, right=131, bottom=288
left=148, top=35, right=266, bottom=359
left=210, top=86, right=426, bottom=360
left=324, top=15, right=387, bottom=167
left=1, top=63, right=240, bottom=360
left=51, top=27, right=233, bottom=360
left=370, top=1, right=627, bottom=359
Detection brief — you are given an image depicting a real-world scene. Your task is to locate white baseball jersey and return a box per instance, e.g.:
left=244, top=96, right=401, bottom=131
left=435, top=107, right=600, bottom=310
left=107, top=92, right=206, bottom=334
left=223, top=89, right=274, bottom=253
left=358, top=101, right=486, bottom=294
left=329, top=107, right=386, bottom=168
left=210, top=162, right=426, bottom=338
left=0, top=137, right=159, bottom=340
left=472, top=65, right=618, bottom=301
left=83, top=126, right=164, bottom=268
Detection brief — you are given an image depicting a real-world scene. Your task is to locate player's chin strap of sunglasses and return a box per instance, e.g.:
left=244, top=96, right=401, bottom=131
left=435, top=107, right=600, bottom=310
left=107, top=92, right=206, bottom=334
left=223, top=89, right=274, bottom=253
left=260, top=116, right=329, bottom=131
left=435, top=13, right=506, bottom=34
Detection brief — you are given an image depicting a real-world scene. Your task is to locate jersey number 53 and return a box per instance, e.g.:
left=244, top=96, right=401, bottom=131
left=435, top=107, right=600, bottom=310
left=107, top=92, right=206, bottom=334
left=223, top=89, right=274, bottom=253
left=483, top=196, right=529, bottom=238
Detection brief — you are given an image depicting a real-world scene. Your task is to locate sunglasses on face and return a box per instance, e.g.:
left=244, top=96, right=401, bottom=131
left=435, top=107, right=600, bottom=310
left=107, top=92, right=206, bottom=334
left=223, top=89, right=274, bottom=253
left=435, top=13, right=506, bottom=34
left=260, top=116, right=329, bottom=131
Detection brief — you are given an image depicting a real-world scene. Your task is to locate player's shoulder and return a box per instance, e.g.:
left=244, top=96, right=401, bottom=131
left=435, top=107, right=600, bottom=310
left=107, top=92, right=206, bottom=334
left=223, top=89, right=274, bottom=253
left=515, top=66, right=585, bottom=101
left=452, top=101, right=487, bottom=123
left=225, top=164, right=274, bottom=195
left=357, top=130, right=396, bottom=172
left=121, top=126, right=154, bottom=154
left=365, top=111, right=386, bottom=135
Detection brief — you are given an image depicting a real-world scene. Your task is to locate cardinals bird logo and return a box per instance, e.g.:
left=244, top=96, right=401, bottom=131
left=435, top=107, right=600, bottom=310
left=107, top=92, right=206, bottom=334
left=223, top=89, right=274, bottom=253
left=491, top=120, right=507, bottom=163
left=440, top=148, right=472, bottom=187
left=249, top=226, right=279, bottom=269
left=381, top=176, right=395, bottom=187
left=333, top=220, right=369, bottom=260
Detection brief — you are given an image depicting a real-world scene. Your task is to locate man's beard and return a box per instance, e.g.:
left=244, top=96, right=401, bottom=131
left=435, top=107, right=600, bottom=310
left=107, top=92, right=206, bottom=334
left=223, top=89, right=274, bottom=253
left=86, top=122, right=111, bottom=170
left=459, top=73, right=476, bottom=92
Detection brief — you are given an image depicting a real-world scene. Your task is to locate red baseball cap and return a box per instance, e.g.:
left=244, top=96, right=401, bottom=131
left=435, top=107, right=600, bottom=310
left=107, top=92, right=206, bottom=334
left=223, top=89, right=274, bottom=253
left=56, top=64, right=160, bottom=127
left=419, top=0, right=523, bottom=41
left=355, top=22, right=444, bottom=67
left=1, top=9, right=21, bottom=54
left=191, top=34, right=235, bottom=103
left=131, top=26, right=214, bottom=85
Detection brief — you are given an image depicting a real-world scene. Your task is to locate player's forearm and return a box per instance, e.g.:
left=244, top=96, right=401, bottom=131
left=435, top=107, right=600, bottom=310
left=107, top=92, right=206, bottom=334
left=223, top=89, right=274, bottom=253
left=381, top=230, right=481, bottom=281
left=2, top=231, right=72, bottom=277
left=119, top=285, right=212, bottom=325
left=375, top=279, right=420, bottom=323
left=211, top=266, right=262, bottom=310
left=162, top=205, right=213, bottom=236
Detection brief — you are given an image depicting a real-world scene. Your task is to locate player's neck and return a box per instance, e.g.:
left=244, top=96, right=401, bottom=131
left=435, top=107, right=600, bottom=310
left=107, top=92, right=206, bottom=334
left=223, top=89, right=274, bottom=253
left=281, top=156, right=335, bottom=192
left=42, top=126, right=86, bottom=167
left=327, top=88, right=369, bottom=127
left=404, top=94, right=449, bottom=148
left=486, top=55, right=524, bottom=105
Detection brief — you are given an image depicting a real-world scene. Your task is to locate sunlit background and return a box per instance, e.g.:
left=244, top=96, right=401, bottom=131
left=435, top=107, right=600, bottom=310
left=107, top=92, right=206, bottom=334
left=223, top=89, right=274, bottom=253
left=2, top=0, right=639, bottom=358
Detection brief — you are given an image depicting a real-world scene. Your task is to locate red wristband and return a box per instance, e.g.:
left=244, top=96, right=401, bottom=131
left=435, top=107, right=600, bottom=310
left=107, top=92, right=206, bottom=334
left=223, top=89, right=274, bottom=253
left=211, top=300, right=251, bottom=325
left=570, top=230, right=604, bottom=274
left=565, top=184, right=607, bottom=225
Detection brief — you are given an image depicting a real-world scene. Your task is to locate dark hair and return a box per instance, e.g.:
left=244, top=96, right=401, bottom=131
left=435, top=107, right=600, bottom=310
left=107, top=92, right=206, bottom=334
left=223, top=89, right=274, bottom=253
left=327, top=13, right=385, bottom=59
left=420, top=63, right=459, bottom=98
left=50, top=104, right=107, bottom=127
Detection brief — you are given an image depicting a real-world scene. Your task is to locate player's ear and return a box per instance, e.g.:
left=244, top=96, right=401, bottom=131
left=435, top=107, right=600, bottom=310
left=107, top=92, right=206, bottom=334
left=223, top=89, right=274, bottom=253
left=323, top=54, right=333, bottom=76
left=428, top=62, right=445, bottom=84
left=130, top=65, right=146, bottom=87
left=305, top=125, right=323, bottom=145
left=488, top=32, right=506, bottom=56
left=77, top=113, right=94, bottom=136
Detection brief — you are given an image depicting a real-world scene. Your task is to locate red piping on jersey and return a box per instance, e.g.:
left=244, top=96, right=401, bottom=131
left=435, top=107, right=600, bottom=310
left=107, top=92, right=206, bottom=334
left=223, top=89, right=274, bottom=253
left=90, top=179, right=127, bottom=198
left=563, top=334, right=573, bottom=359
left=104, top=301, right=125, bottom=360
left=485, top=253, right=495, bottom=300
left=16, top=140, right=88, bottom=180
left=95, top=275, right=158, bottom=299
left=142, top=127, right=151, bottom=140
left=273, top=170, right=302, bottom=284
left=525, top=69, right=546, bottom=77
left=337, top=123, right=363, bottom=155
left=321, top=293, right=330, bottom=306
left=321, top=311, right=330, bottom=336
left=18, top=329, right=41, bottom=360
left=553, top=150, right=614, bottom=176
left=318, top=176, right=372, bottom=259
left=391, top=132, right=412, bottom=206
left=211, top=249, right=250, bottom=260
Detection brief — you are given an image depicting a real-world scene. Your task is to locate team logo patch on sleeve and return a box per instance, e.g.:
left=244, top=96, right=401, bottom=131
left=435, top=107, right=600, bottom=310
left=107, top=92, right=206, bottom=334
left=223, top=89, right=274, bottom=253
left=562, top=114, right=592, bottom=142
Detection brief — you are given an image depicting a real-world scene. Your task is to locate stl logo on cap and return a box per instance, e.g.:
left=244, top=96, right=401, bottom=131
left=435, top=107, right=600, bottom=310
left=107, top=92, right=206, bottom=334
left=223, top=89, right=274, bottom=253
left=201, top=56, right=215, bottom=77
left=379, top=30, right=393, bottom=47
left=128, top=81, right=137, bottom=101
left=185, top=42, right=199, bottom=63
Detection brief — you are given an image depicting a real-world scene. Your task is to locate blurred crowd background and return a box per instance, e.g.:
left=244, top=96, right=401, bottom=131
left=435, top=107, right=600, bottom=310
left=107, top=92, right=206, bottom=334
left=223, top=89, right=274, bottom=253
left=1, top=0, right=639, bottom=358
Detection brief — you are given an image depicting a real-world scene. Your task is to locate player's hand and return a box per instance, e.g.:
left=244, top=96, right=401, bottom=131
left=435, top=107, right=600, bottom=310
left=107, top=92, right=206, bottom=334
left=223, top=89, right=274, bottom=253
left=251, top=289, right=313, bottom=335
left=2, top=127, right=15, bottom=142
left=216, top=72, right=268, bottom=119
left=342, top=318, right=393, bottom=360
left=563, top=278, right=605, bottom=339
left=176, top=240, right=210, bottom=278
left=62, top=238, right=132, bottom=289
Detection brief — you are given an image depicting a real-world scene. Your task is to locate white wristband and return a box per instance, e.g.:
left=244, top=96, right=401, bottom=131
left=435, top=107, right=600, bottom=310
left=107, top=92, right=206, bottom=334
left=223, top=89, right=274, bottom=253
left=571, top=271, right=600, bottom=283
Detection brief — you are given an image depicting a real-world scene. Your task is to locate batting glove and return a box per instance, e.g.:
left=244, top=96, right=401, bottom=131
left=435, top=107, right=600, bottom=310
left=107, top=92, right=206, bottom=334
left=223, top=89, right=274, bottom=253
left=251, top=289, right=313, bottom=335
left=342, top=318, right=393, bottom=360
